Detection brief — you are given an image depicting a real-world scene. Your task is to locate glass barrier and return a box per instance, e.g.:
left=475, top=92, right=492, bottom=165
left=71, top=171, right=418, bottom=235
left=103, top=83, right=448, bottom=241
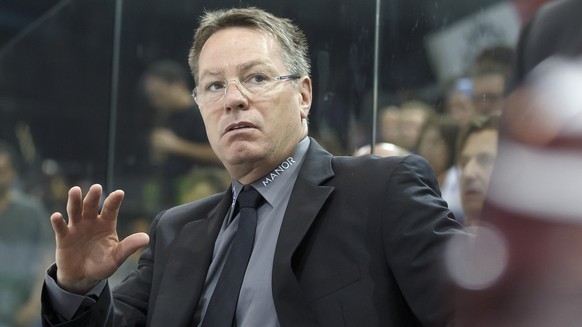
left=0, top=0, right=116, bottom=214
left=2, top=0, right=556, bottom=324
left=0, top=0, right=541, bottom=227
left=0, top=0, right=542, bottom=225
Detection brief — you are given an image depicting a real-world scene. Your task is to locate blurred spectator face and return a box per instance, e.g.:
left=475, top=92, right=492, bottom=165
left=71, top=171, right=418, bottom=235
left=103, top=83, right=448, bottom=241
left=472, top=73, right=505, bottom=115
left=447, top=78, right=476, bottom=126
left=144, top=75, right=179, bottom=110
left=448, top=92, right=476, bottom=126
left=458, top=129, right=498, bottom=225
left=417, top=126, right=448, bottom=176
left=0, top=154, right=15, bottom=197
left=399, top=108, right=427, bottom=151
left=379, top=107, right=401, bottom=144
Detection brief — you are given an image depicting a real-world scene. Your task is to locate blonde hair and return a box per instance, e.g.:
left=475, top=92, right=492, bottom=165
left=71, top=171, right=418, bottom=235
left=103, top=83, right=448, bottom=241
left=188, top=7, right=310, bottom=84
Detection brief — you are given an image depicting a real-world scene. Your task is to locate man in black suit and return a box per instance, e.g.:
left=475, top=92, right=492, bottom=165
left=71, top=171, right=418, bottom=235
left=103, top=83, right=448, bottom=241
left=42, top=7, right=465, bottom=327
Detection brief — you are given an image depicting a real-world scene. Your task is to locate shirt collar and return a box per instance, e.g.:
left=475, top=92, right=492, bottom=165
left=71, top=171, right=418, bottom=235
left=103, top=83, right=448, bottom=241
left=231, top=137, right=310, bottom=206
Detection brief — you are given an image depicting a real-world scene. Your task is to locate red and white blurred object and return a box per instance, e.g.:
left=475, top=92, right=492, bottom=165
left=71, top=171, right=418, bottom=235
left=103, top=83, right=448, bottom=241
left=451, top=56, right=582, bottom=327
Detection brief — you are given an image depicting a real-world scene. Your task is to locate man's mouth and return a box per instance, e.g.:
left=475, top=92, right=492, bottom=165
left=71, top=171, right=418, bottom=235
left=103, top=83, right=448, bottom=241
left=225, top=122, right=255, bottom=134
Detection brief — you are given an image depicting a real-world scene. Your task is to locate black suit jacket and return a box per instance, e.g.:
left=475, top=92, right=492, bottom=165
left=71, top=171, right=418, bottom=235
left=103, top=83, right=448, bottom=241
left=42, top=139, right=464, bottom=327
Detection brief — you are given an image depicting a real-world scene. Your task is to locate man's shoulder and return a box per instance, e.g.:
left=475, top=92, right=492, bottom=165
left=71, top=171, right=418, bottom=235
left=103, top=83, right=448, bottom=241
left=332, top=153, right=427, bottom=170
left=327, top=154, right=435, bottom=186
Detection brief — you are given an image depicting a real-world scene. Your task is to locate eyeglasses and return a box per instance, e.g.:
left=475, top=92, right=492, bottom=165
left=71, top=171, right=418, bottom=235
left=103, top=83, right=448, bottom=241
left=193, top=73, right=301, bottom=106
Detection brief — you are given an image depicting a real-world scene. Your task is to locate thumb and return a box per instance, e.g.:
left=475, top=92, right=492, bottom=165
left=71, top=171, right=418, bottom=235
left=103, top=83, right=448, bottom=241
left=115, top=232, right=150, bottom=266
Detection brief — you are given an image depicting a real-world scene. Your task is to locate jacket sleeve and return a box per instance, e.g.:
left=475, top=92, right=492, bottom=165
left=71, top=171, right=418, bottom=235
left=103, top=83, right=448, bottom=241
left=41, top=213, right=164, bottom=327
left=381, top=155, right=467, bottom=327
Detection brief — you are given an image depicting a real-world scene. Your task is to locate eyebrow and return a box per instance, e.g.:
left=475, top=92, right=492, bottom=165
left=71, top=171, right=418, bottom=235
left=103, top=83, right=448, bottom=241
left=199, top=60, right=275, bottom=81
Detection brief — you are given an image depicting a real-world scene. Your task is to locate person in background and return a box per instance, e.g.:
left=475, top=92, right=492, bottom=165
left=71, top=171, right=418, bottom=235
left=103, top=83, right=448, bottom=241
left=176, top=168, right=230, bottom=204
left=40, top=7, right=465, bottom=327
left=456, top=112, right=500, bottom=226
left=444, top=77, right=476, bottom=127
left=0, top=141, right=53, bottom=327
left=473, top=46, right=514, bottom=78
left=378, top=105, right=402, bottom=145
left=469, top=64, right=509, bottom=116
left=352, top=142, right=411, bottom=158
left=397, top=100, right=435, bottom=153
left=456, top=1, right=582, bottom=326
left=142, top=60, right=222, bottom=207
left=507, top=0, right=582, bottom=91
left=416, top=114, right=463, bottom=222
left=468, top=45, right=513, bottom=116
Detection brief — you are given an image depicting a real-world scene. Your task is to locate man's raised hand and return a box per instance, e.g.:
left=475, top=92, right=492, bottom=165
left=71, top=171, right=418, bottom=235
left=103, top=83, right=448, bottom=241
left=49, top=184, right=150, bottom=294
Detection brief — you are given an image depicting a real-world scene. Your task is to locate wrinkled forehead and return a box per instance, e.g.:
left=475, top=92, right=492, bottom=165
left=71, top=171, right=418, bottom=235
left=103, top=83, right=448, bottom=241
left=197, top=27, right=284, bottom=80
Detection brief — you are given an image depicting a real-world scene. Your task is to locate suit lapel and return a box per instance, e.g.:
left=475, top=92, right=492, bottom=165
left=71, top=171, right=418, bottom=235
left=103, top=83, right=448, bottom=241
left=272, top=139, right=335, bottom=326
left=149, top=192, right=232, bottom=327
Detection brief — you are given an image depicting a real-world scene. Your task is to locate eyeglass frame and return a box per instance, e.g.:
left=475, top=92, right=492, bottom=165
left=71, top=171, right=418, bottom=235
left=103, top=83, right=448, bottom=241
left=192, top=73, right=301, bottom=106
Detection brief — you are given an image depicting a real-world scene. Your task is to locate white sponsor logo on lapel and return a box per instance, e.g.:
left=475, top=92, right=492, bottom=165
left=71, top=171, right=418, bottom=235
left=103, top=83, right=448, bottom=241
left=262, top=157, right=296, bottom=186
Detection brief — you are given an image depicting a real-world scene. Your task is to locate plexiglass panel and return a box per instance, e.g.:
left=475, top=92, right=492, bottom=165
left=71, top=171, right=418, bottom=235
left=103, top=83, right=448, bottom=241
left=1, top=0, right=543, bottom=230
left=0, top=0, right=115, bottom=214
left=0, top=0, right=543, bottom=231
left=0, top=1, right=559, bottom=324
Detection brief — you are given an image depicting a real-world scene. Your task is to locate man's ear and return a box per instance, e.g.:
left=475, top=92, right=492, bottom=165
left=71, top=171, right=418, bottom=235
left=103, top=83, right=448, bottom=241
left=298, top=76, right=312, bottom=119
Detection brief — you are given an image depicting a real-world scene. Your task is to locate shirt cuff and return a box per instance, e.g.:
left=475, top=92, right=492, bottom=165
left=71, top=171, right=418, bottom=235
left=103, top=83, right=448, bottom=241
left=45, top=263, right=107, bottom=320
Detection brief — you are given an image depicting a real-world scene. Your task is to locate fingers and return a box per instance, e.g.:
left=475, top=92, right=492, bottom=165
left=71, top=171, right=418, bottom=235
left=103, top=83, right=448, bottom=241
left=82, top=184, right=103, bottom=219
left=66, top=186, right=83, bottom=224
left=66, top=184, right=102, bottom=224
left=100, top=189, right=125, bottom=222
left=50, top=212, right=69, bottom=238
left=66, top=184, right=125, bottom=225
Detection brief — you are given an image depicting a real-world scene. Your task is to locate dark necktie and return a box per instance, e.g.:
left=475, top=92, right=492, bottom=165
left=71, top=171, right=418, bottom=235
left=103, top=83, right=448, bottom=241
left=201, top=186, right=263, bottom=327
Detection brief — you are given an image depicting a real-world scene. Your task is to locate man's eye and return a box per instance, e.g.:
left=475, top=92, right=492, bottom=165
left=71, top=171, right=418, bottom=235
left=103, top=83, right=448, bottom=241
left=246, top=74, right=269, bottom=84
left=206, top=82, right=225, bottom=92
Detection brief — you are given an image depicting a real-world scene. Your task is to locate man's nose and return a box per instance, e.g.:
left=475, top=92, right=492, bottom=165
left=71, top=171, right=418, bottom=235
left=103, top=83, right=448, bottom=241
left=223, top=80, right=248, bottom=110
left=225, top=80, right=244, bottom=94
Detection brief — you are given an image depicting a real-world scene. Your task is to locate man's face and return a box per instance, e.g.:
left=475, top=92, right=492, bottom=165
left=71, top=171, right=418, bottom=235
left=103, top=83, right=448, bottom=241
left=459, top=129, right=498, bottom=225
left=196, top=27, right=312, bottom=182
left=472, top=73, right=505, bottom=115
